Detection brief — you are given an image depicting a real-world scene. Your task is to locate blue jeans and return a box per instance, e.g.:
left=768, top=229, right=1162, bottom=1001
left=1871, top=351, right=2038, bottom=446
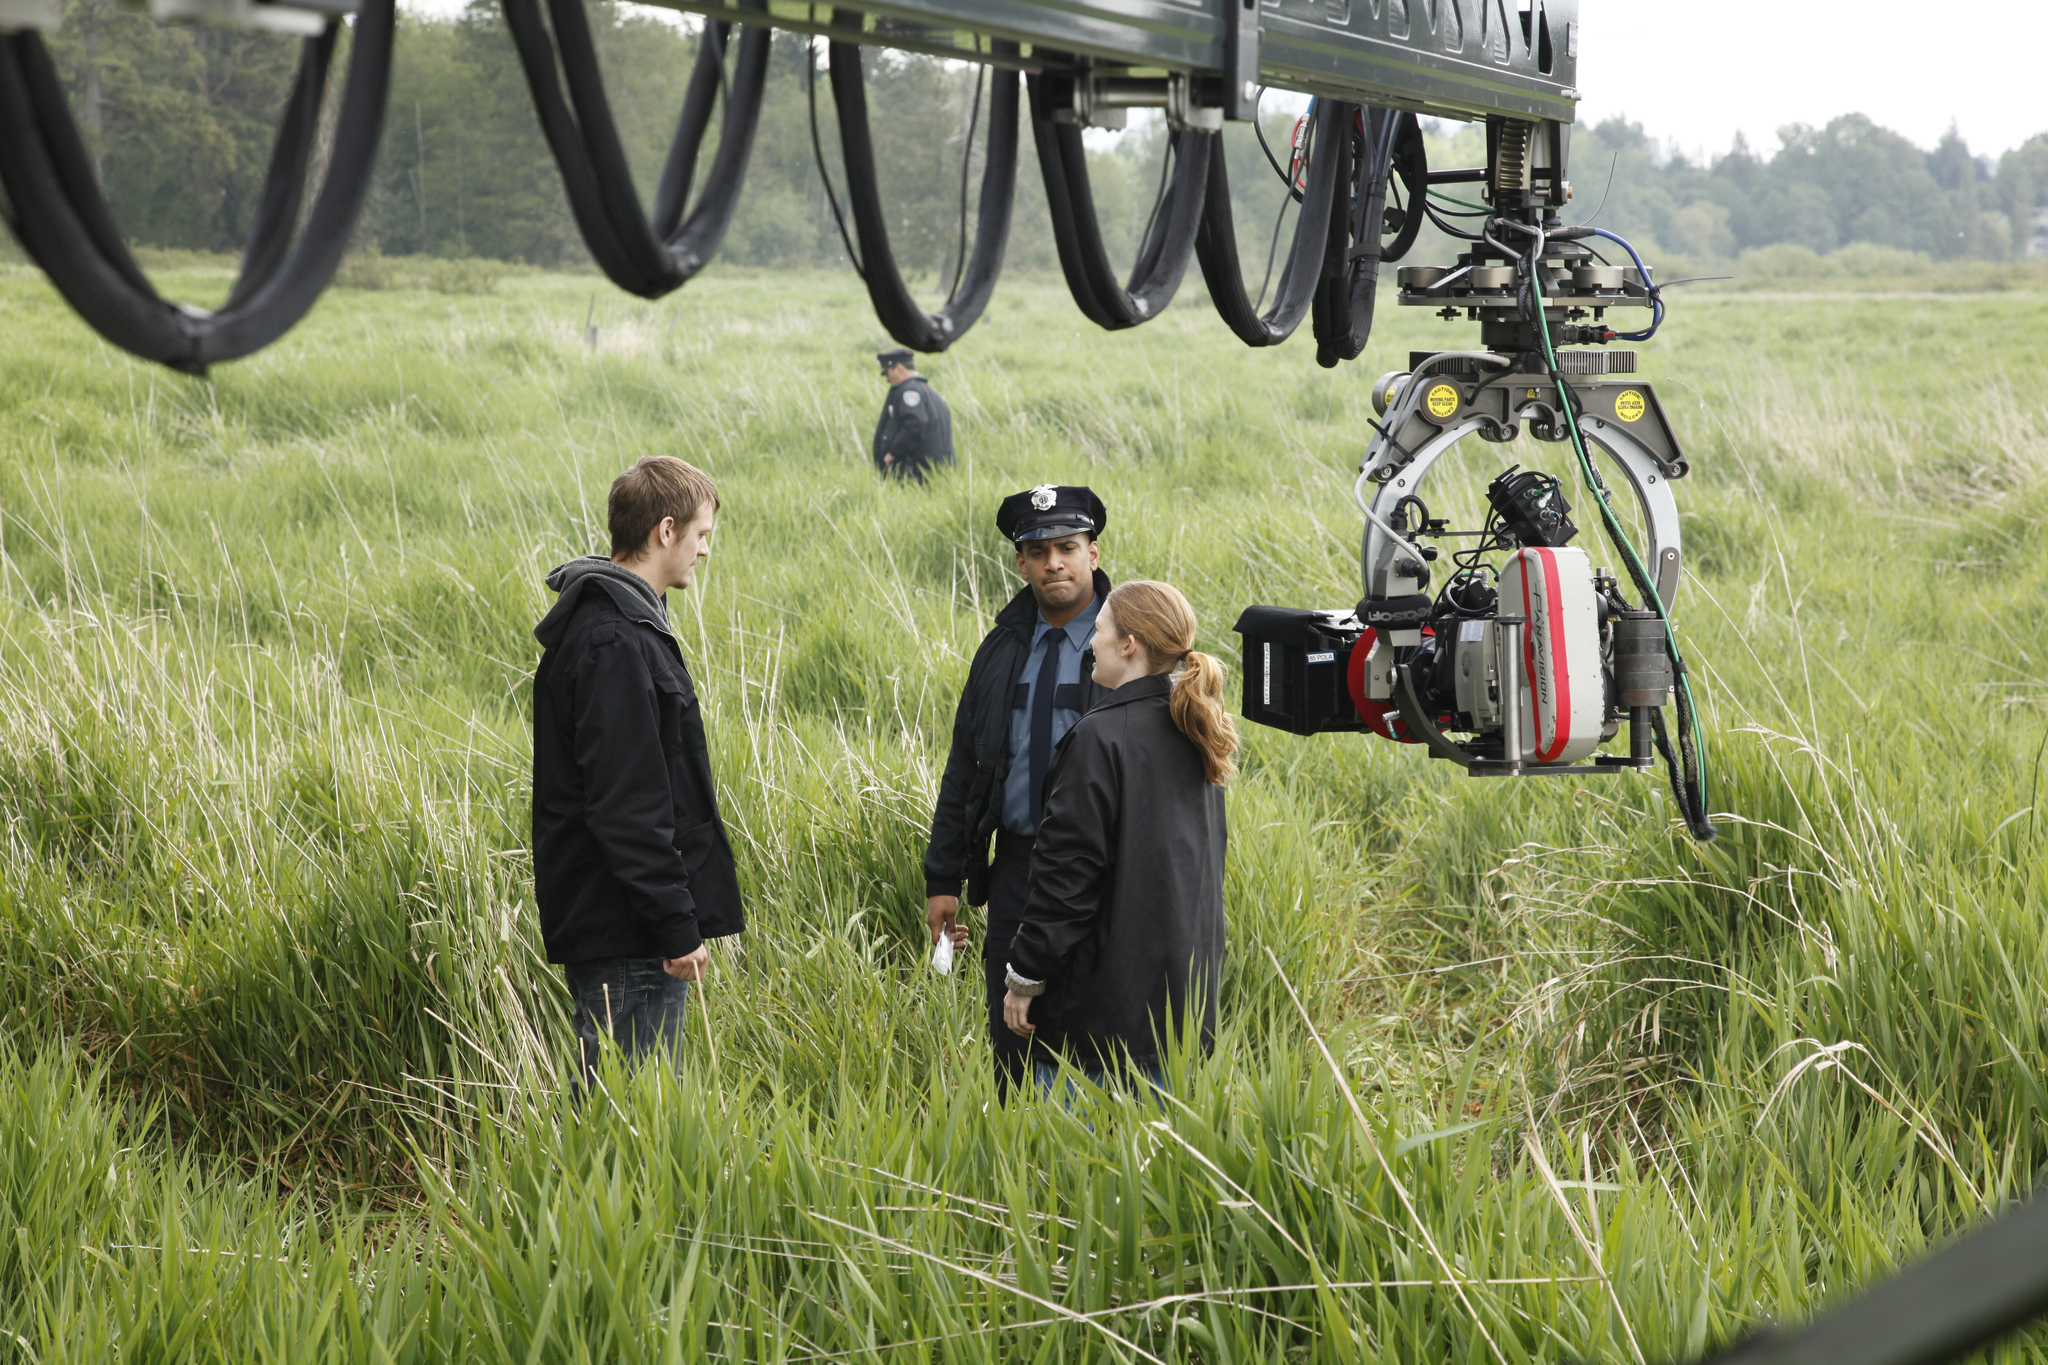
left=1034, top=1058, right=1168, bottom=1107
left=564, top=957, right=691, bottom=1088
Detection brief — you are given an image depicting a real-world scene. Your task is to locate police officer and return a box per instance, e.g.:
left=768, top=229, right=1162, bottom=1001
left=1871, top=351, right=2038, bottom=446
left=923, top=485, right=1110, bottom=1100
left=872, top=348, right=954, bottom=482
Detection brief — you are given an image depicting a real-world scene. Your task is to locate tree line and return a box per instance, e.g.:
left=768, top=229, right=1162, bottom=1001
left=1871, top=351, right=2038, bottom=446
left=1567, top=116, right=2048, bottom=265
left=30, top=0, right=2048, bottom=277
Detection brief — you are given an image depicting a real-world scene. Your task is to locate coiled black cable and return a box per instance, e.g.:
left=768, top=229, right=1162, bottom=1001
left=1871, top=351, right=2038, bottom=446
left=1381, top=110, right=1427, bottom=263
left=502, top=0, right=768, bottom=298
left=1311, top=104, right=1397, bottom=368
left=1027, top=76, right=1213, bottom=330
left=828, top=42, right=1017, bottom=352
left=1192, top=95, right=1346, bottom=347
left=0, top=0, right=393, bottom=375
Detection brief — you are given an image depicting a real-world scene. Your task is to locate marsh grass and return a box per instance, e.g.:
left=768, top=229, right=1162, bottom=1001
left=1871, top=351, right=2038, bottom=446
left=3, top=268, right=2048, bottom=1360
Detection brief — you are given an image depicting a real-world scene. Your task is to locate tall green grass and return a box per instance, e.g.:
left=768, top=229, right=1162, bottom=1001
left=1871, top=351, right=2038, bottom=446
left=3, top=265, right=2047, bottom=1360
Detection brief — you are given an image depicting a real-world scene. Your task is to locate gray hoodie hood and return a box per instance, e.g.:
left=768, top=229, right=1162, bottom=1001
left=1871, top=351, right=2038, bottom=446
left=534, top=555, right=673, bottom=648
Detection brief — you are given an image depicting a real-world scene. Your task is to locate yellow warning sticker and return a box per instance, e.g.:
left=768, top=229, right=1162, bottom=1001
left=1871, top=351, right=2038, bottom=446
left=1425, top=383, right=1460, bottom=420
left=1614, top=389, right=1647, bottom=422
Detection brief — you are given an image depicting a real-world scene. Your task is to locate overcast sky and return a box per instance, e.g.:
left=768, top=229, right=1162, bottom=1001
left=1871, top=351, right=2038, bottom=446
left=1573, top=0, right=2045, bottom=161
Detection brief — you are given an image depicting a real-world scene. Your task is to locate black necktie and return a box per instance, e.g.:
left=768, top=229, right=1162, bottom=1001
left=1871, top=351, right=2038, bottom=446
left=1028, top=631, right=1063, bottom=830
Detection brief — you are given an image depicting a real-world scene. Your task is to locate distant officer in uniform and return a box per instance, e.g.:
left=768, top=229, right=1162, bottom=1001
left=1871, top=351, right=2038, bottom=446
left=923, top=485, right=1111, bottom=1100
left=872, top=348, right=954, bottom=482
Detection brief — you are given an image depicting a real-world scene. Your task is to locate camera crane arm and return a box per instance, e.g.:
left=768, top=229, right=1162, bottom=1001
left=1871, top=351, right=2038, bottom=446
left=0, top=0, right=1583, bottom=366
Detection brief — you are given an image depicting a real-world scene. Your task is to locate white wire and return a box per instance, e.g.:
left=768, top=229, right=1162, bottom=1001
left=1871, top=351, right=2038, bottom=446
left=1352, top=351, right=1511, bottom=582
left=1356, top=489, right=1431, bottom=577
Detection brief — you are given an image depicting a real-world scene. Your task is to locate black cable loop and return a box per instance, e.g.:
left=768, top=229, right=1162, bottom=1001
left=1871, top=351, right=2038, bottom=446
left=501, top=0, right=769, bottom=298
left=828, top=40, right=1018, bottom=352
left=1192, top=95, right=1346, bottom=347
left=946, top=60, right=986, bottom=300
left=1311, top=103, right=1399, bottom=368
left=0, top=0, right=392, bottom=374
left=1026, top=74, right=1213, bottom=331
left=652, top=20, right=727, bottom=239
left=1381, top=110, right=1428, bottom=263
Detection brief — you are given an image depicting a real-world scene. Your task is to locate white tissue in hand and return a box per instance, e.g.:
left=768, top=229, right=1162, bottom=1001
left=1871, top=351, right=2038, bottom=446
left=930, top=935, right=955, bottom=976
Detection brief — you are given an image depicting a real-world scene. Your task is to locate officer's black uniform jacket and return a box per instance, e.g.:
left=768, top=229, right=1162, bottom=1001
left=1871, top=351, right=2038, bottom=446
left=871, top=375, right=954, bottom=480
left=531, top=557, right=745, bottom=963
left=1007, top=672, right=1228, bottom=1068
left=923, top=567, right=1113, bottom=905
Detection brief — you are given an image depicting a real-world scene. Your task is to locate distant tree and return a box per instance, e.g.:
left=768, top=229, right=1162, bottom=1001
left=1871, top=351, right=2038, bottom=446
left=1996, top=136, right=2048, bottom=258
left=43, top=0, right=301, bottom=254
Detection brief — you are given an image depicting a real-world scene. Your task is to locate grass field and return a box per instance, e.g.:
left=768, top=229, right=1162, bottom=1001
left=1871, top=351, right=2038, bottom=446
left=3, top=259, right=2048, bottom=1363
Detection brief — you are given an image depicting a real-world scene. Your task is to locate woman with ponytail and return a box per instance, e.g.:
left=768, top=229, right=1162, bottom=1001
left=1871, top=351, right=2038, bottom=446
left=1001, top=580, right=1238, bottom=1093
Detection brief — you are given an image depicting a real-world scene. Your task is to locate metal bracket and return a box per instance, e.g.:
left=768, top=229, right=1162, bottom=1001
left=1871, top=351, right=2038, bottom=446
left=1222, top=0, right=1258, bottom=120
left=1056, top=70, right=1224, bottom=131
left=0, top=0, right=61, bottom=29
left=1358, top=386, right=1684, bottom=610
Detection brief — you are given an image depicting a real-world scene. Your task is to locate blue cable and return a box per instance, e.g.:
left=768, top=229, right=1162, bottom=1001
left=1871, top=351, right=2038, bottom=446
left=1588, top=226, right=1662, bottom=342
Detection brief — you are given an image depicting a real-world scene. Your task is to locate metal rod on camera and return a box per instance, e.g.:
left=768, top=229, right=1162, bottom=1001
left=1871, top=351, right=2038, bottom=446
left=1630, top=706, right=1653, bottom=764
left=1497, top=615, right=1525, bottom=774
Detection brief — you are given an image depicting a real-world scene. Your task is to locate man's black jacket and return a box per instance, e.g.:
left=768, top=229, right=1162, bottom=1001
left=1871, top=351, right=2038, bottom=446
left=923, top=568, right=1112, bottom=906
left=871, top=375, right=954, bottom=481
left=1007, top=672, right=1228, bottom=1068
left=531, top=557, right=744, bottom=963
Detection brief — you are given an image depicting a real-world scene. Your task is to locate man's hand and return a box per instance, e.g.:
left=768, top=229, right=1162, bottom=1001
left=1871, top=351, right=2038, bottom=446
left=927, top=894, right=969, bottom=948
left=1002, top=989, right=1036, bottom=1037
left=663, top=945, right=710, bottom=981
left=883, top=452, right=896, bottom=467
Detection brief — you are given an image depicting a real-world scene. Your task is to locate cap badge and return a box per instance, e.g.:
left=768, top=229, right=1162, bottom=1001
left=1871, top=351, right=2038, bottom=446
left=1030, top=484, right=1057, bottom=511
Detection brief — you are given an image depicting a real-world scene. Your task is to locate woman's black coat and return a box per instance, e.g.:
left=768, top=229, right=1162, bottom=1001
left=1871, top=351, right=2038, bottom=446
left=1007, top=672, right=1228, bottom=1068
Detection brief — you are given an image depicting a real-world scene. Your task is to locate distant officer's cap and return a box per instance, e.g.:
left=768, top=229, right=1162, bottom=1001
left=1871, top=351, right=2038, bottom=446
left=876, top=347, right=916, bottom=372
left=997, top=485, right=1108, bottom=545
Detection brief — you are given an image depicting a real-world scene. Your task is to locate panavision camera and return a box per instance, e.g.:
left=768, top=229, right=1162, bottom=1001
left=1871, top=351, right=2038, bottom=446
left=1234, top=418, right=1677, bottom=775
left=1235, top=212, right=1712, bottom=837
left=1230, top=102, right=1713, bottom=835
left=1220, top=98, right=1720, bottom=834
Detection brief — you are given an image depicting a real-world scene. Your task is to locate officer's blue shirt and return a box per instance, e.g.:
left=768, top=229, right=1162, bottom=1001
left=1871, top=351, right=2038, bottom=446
left=1002, top=594, right=1103, bottom=836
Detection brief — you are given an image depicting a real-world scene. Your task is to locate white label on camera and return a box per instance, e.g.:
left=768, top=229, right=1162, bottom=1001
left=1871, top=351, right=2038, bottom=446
left=1306, top=651, right=1335, bottom=664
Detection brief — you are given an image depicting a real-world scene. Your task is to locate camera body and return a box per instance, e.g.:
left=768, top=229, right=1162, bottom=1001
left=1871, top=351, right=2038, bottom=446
left=1236, top=451, right=1676, bottom=776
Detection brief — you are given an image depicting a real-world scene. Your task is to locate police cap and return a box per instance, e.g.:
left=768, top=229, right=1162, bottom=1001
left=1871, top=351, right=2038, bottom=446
left=996, top=485, right=1108, bottom=545
left=876, top=347, right=915, bottom=373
